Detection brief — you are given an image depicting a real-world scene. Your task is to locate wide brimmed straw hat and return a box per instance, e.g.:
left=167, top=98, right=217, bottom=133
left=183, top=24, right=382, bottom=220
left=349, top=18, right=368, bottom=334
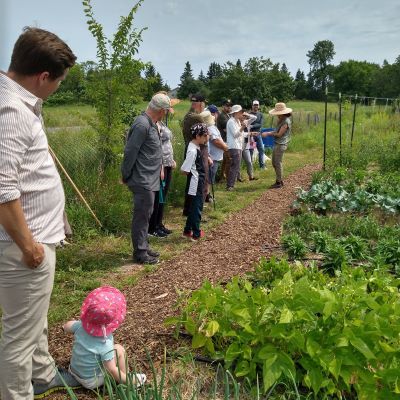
left=199, top=110, right=215, bottom=126
left=80, top=286, right=126, bottom=337
left=269, top=102, right=292, bottom=115
left=229, top=104, right=243, bottom=114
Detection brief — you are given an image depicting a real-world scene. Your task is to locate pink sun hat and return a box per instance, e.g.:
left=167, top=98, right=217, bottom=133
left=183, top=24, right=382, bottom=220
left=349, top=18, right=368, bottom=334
left=80, top=286, right=127, bottom=337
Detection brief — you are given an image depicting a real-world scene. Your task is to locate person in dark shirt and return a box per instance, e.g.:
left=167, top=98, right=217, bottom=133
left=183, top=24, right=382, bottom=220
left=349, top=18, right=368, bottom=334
left=121, top=93, right=172, bottom=264
left=216, top=99, right=232, bottom=181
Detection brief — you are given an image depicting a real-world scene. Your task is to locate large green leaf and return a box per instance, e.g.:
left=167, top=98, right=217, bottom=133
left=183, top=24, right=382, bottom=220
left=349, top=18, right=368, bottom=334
left=350, top=337, right=376, bottom=360
left=205, top=320, right=220, bottom=337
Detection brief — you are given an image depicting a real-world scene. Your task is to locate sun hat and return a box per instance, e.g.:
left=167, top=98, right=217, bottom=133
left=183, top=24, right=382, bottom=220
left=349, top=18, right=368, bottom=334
left=199, top=110, right=215, bottom=126
left=80, top=286, right=126, bottom=338
left=269, top=102, right=292, bottom=115
left=229, top=104, right=243, bottom=114
left=149, top=93, right=171, bottom=111
left=206, top=104, right=219, bottom=114
left=252, top=100, right=260, bottom=106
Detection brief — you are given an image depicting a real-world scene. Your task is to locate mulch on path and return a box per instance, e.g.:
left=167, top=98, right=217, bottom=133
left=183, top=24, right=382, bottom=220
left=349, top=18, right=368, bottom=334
left=48, top=164, right=320, bottom=398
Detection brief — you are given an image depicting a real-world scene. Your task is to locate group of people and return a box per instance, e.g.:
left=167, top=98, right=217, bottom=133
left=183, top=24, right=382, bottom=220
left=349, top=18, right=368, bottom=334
left=0, top=26, right=293, bottom=400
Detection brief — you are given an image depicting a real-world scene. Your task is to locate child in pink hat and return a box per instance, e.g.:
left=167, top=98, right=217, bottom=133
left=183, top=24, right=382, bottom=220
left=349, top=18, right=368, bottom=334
left=63, top=286, right=146, bottom=389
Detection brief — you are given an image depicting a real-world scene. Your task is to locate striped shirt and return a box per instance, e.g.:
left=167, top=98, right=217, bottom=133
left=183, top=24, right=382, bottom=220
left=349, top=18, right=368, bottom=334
left=0, top=72, right=65, bottom=244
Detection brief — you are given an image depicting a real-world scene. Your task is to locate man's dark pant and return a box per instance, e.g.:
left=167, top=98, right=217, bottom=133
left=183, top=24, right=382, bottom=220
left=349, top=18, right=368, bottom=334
left=130, top=186, right=156, bottom=257
left=184, top=193, right=204, bottom=238
left=254, top=134, right=265, bottom=168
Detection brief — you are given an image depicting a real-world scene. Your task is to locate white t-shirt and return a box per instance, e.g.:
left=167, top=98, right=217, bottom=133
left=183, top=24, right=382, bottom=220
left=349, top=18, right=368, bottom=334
left=226, top=117, right=243, bottom=150
left=180, top=141, right=200, bottom=196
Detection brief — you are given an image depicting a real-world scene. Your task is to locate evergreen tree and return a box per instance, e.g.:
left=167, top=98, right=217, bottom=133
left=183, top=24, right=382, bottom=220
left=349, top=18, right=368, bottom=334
left=294, top=69, right=309, bottom=99
left=206, top=62, right=223, bottom=81
left=177, top=61, right=200, bottom=99
left=198, top=70, right=207, bottom=83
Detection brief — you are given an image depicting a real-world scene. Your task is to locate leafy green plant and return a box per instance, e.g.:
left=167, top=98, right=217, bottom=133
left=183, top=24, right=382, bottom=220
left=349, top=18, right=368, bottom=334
left=282, top=234, right=308, bottom=260
left=310, top=231, right=333, bottom=253
left=168, top=259, right=400, bottom=398
left=375, top=238, right=400, bottom=269
left=321, top=242, right=352, bottom=273
left=339, top=234, right=368, bottom=260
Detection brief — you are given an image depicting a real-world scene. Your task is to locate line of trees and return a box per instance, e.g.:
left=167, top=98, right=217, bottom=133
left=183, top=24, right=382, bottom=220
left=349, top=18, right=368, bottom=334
left=177, top=40, right=400, bottom=105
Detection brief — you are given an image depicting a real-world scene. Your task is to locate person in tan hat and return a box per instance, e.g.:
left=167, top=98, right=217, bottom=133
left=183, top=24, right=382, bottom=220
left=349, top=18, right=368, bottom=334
left=262, top=102, right=293, bottom=188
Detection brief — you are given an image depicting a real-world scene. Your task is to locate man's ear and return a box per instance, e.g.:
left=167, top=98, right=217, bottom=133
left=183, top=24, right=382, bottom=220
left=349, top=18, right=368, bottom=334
left=37, top=71, right=50, bottom=85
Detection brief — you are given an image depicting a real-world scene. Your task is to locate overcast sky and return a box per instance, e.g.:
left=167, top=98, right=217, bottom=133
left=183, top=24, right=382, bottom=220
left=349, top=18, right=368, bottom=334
left=1, top=0, right=399, bottom=88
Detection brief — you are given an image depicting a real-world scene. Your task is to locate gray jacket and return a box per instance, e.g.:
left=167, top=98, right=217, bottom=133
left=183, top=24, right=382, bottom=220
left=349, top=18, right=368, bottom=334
left=121, top=112, right=162, bottom=191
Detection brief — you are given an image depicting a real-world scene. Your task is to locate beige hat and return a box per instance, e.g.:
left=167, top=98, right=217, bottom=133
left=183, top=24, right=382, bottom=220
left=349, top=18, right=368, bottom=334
left=229, top=104, right=243, bottom=114
left=149, top=93, right=171, bottom=111
left=269, top=102, right=292, bottom=115
left=199, top=110, right=215, bottom=126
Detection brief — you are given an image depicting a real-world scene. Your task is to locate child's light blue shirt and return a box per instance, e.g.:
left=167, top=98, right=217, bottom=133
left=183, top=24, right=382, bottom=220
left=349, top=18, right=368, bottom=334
left=70, top=321, right=114, bottom=379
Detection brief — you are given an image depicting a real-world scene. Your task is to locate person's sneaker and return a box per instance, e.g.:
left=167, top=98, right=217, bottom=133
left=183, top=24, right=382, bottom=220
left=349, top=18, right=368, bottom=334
left=192, top=230, right=205, bottom=240
left=147, top=248, right=160, bottom=258
left=226, top=187, right=234, bottom=191
left=128, top=372, right=147, bottom=386
left=270, top=181, right=283, bottom=189
left=33, top=368, right=81, bottom=399
left=205, top=194, right=213, bottom=203
left=148, top=229, right=167, bottom=238
left=237, top=177, right=244, bottom=183
left=182, top=231, right=193, bottom=239
left=160, top=225, right=172, bottom=235
left=249, top=176, right=258, bottom=181
left=133, top=254, right=159, bottom=265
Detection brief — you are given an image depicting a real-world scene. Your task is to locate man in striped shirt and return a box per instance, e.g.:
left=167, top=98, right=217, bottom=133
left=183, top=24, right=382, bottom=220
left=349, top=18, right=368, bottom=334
left=0, top=27, right=78, bottom=399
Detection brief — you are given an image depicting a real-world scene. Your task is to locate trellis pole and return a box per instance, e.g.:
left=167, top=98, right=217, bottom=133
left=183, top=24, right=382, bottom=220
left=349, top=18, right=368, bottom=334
left=323, top=87, right=328, bottom=170
left=351, top=94, right=358, bottom=148
left=339, top=92, right=342, bottom=166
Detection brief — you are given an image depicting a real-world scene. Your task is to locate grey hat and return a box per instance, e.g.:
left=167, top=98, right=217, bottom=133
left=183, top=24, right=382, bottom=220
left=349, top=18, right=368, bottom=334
left=149, top=93, right=171, bottom=110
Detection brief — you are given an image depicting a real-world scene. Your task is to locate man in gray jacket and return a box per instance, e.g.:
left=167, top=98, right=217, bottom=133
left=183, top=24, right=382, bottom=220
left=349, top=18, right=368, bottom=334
left=121, top=93, right=171, bottom=264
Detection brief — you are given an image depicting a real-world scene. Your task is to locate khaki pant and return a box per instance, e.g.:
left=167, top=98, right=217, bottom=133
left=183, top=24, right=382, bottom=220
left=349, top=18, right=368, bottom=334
left=271, top=144, right=287, bottom=183
left=0, top=242, right=56, bottom=400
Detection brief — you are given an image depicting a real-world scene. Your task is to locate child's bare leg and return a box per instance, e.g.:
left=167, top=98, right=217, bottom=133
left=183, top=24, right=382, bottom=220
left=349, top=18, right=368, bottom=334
left=114, top=344, right=127, bottom=374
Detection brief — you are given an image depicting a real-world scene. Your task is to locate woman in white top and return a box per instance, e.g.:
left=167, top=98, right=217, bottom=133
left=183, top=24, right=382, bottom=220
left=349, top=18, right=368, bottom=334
left=226, top=105, right=246, bottom=190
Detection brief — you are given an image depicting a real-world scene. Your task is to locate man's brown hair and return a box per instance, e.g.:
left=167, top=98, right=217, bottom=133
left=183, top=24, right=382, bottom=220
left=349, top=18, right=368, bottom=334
left=9, top=27, right=76, bottom=79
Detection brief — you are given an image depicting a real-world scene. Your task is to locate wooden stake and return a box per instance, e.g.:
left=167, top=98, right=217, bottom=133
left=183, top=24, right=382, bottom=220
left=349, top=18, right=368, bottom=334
left=49, top=146, right=103, bottom=228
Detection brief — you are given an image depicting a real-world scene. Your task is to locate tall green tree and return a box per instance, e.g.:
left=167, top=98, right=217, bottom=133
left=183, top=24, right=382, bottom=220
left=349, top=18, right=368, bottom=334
left=333, top=60, right=380, bottom=96
left=177, top=61, right=200, bottom=99
left=198, top=70, right=207, bottom=83
left=143, top=63, right=167, bottom=100
left=206, top=62, right=223, bottom=81
left=307, top=40, right=335, bottom=98
left=82, top=0, right=146, bottom=167
left=372, top=57, right=400, bottom=98
left=294, top=69, right=309, bottom=99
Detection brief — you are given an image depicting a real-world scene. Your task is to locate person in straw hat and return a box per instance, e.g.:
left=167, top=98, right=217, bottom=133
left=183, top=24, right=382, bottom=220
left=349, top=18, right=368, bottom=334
left=63, top=286, right=146, bottom=389
left=262, top=102, right=293, bottom=188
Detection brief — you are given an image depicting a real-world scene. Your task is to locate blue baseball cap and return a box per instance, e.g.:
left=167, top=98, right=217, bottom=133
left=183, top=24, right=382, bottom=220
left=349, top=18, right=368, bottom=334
left=207, top=104, right=219, bottom=114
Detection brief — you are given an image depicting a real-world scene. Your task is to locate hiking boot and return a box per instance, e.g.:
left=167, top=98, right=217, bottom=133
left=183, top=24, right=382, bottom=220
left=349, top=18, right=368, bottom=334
left=147, top=248, right=160, bottom=258
left=270, top=181, right=283, bottom=189
left=133, top=254, right=159, bottom=265
left=226, top=186, right=234, bottom=191
left=148, top=229, right=167, bottom=238
left=33, top=367, right=81, bottom=399
left=205, top=193, right=213, bottom=203
left=237, top=177, right=244, bottom=183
